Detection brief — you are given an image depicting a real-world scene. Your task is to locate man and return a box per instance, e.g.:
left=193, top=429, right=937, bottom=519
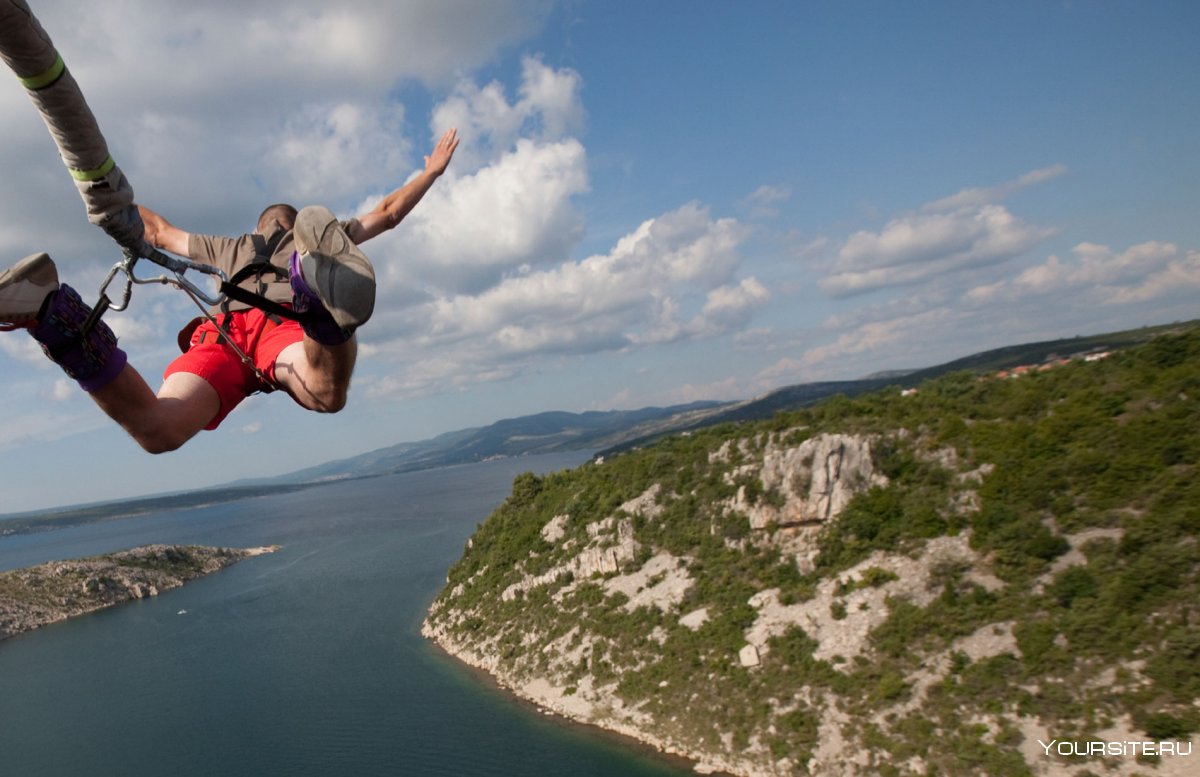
left=0, top=128, right=459, bottom=453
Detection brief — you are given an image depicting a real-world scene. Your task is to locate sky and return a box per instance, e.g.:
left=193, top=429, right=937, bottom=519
left=1, top=0, right=1197, bottom=513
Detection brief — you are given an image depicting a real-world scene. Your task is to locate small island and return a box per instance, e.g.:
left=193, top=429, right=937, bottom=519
left=0, top=544, right=278, bottom=641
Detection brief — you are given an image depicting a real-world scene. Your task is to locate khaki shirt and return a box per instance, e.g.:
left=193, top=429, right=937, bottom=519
left=187, top=218, right=360, bottom=314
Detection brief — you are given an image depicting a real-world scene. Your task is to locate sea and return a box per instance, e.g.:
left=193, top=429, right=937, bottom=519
left=0, top=452, right=693, bottom=777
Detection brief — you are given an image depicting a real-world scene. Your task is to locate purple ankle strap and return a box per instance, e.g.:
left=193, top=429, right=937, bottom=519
left=288, top=251, right=319, bottom=311
left=31, top=283, right=126, bottom=393
left=289, top=251, right=353, bottom=345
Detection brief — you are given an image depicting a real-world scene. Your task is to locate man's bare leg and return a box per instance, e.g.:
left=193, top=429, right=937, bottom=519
left=89, top=367, right=220, bottom=454
left=2, top=254, right=219, bottom=454
left=273, top=336, right=357, bottom=413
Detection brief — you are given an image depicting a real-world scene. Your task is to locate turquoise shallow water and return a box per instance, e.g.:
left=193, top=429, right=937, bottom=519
left=0, top=453, right=692, bottom=777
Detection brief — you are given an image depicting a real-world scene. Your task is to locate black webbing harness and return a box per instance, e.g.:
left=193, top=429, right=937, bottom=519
left=174, top=229, right=316, bottom=393
left=217, top=230, right=304, bottom=323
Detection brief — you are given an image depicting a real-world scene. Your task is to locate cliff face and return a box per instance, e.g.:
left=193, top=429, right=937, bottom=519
left=424, top=429, right=1003, bottom=775
left=0, top=544, right=275, bottom=641
left=424, top=331, right=1200, bottom=777
left=719, top=432, right=888, bottom=528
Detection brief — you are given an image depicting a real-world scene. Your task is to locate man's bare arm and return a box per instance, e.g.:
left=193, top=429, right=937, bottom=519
left=348, top=128, right=459, bottom=244
left=137, top=205, right=191, bottom=256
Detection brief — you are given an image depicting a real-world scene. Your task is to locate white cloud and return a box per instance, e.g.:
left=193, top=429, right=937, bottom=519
left=51, top=379, right=74, bottom=403
left=798, top=309, right=953, bottom=375
left=39, top=2, right=551, bottom=99
left=701, top=278, right=770, bottom=327
left=0, top=1, right=555, bottom=254
left=0, top=329, right=49, bottom=366
left=818, top=167, right=1063, bottom=298
left=336, top=58, right=591, bottom=299
left=742, top=184, right=791, bottom=219
left=1111, top=250, right=1200, bottom=304
left=1013, top=240, right=1195, bottom=302
left=422, top=202, right=745, bottom=346
left=792, top=236, right=1200, bottom=385
left=267, top=102, right=411, bottom=203
left=362, top=202, right=754, bottom=399
left=372, top=137, right=589, bottom=296
left=822, top=204, right=1056, bottom=298
left=431, top=57, right=584, bottom=172
left=955, top=239, right=1200, bottom=312
left=924, top=164, right=1067, bottom=212
left=513, top=56, right=586, bottom=141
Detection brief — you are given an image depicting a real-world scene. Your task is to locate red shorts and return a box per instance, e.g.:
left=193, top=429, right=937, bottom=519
left=163, top=308, right=303, bottom=430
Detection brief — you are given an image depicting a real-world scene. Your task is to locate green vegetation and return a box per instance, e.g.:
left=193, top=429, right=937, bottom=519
left=427, top=326, right=1200, bottom=775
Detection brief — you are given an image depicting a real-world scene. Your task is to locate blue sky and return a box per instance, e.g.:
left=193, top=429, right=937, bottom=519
left=1, top=1, right=1197, bottom=513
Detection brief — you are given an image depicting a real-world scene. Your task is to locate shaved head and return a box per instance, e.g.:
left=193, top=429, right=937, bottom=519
left=256, top=203, right=297, bottom=234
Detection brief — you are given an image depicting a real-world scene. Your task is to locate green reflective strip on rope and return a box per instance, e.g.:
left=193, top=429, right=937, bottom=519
left=67, top=155, right=115, bottom=182
left=18, top=53, right=65, bottom=90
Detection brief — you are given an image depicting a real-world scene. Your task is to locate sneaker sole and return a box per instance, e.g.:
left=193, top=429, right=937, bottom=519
left=293, top=206, right=375, bottom=329
left=0, top=252, right=59, bottom=330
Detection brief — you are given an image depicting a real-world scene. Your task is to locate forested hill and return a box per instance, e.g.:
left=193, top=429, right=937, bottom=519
left=599, top=320, right=1192, bottom=453
left=424, top=326, right=1200, bottom=777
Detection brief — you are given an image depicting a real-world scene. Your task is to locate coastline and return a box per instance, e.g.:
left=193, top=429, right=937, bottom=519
left=0, top=544, right=279, bottom=642
left=421, top=620, right=742, bottom=777
left=421, top=633, right=711, bottom=775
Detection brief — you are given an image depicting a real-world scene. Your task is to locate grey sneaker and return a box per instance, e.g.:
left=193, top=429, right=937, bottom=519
left=0, top=252, right=59, bottom=331
left=292, top=205, right=376, bottom=330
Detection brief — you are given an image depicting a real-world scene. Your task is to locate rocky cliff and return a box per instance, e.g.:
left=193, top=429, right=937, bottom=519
left=426, top=429, right=989, bottom=775
left=424, top=330, right=1200, bottom=776
left=0, top=544, right=277, bottom=641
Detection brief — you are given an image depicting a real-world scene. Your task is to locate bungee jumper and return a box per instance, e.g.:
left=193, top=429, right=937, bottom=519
left=0, top=0, right=459, bottom=452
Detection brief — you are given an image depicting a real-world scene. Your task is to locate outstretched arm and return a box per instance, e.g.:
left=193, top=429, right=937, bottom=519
left=348, top=128, right=459, bottom=244
left=137, top=205, right=191, bottom=256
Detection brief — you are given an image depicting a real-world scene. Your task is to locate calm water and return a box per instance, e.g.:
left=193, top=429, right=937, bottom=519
left=0, top=453, right=692, bottom=777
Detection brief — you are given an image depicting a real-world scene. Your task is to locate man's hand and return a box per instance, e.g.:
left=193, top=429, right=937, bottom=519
left=424, top=128, right=459, bottom=177
left=351, top=128, right=460, bottom=244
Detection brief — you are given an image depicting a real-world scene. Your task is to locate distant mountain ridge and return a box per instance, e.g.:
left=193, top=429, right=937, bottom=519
left=246, top=321, right=1192, bottom=486
left=230, top=402, right=730, bottom=486
left=4, top=320, right=1190, bottom=534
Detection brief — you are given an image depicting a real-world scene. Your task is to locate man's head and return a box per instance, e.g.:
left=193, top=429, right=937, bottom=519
left=256, top=203, right=298, bottom=235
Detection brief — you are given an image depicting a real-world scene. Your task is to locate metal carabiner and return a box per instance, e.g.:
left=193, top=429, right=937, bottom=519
left=129, top=244, right=229, bottom=308
left=80, top=253, right=134, bottom=335
left=96, top=253, right=135, bottom=312
left=85, top=242, right=234, bottom=339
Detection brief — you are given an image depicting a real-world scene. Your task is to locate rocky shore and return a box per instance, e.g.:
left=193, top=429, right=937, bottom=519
left=422, top=620, right=729, bottom=774
left=0, top=544, right=278, bottom=641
